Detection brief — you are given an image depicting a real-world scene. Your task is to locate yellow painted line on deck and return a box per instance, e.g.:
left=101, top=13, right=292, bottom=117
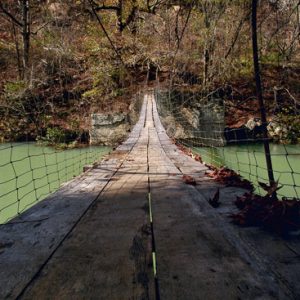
left=152, top=252, right=157, bottom=277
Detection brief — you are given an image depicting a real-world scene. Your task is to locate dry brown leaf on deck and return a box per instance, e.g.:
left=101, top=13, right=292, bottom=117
left=258, top=181, right=283, bottom=196
left=182, top=175, right=197, bottom=186
left=209, top=188, right=220, bottom=208
left=194, top=154, right=203, bottom=163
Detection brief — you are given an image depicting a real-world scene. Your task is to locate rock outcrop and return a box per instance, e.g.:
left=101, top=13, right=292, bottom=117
left=89, top=94, right=143, bottom=146
left=156, top=90, right=226, bottom=146
left=90, top=113, right=130, bottom=146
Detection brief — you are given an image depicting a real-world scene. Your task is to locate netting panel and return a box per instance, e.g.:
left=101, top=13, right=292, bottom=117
left=155, top=88, right=300, bottom=199
left=0, top=143, right=110, bottom=224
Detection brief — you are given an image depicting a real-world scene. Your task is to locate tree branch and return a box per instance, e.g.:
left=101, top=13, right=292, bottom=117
left=94, top=5, right=119, bottom=11
left=88, top=0, right=125, bottom=66
left=121, top=1, right=138, bottom=31
left=225, top=10, right=251, bottom=59
left=0, top=3, right=23, bottom=27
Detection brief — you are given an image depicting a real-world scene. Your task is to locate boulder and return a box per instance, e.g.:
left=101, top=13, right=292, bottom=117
left=181, top=107, right=200, bottom=129
left=161, top=115, right=186, bottom=139
left=90, top=113, right=130, bottom=146
left=91, top=113, right=127, bottom=126
left=155, top=90, right=226, bottom=146
left=225, top=118, right=265, bottom=143
left=245, top=118, right=262, bottom=131
left=267, top=121, right=288, bottom=140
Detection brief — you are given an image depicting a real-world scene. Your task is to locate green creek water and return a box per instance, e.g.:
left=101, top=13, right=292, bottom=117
left=0, top=143, right=111, bottom=223
left=194, top=143, right=300, bottom=199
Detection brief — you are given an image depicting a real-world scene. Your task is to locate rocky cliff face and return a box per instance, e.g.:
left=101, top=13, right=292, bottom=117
left=155, top=90, right=226, bottom=147
left=90, top=113, right=131, bottom=146
left=89, top=94, right=143, bottom=146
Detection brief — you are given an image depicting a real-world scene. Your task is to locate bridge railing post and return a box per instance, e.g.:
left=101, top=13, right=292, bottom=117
left=251, top=0, right=276, bottom=190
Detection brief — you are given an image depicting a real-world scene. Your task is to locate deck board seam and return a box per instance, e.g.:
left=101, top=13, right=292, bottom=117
left=15, top=99, right=148, bottom=299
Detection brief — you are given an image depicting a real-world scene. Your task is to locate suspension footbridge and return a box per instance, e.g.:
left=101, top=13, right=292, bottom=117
left=0, top=93, right=300, bottom=299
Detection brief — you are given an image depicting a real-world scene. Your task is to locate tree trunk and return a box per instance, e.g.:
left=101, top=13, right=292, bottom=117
left=203, top=48, right=209, bottom=86
left=21, top=0, right=30, bottom=75
left=11, top=22, right=23, bottom=79
left=117, top=0, right=123, bottom=32
left=203, top=2, right=210, bottom=87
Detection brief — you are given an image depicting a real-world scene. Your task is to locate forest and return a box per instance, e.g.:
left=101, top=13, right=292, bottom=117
left=0, top=0, right=299, bottom=144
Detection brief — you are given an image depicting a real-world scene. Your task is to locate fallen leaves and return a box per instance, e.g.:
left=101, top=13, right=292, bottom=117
left=174, top=142, right=203, bottom=163
left=258, top=180, right=282, bottom=197
left=182, top=174, right=197, bottom=186
left=193, top=153, right=203, bottom=162
left=205, top=167, right=253, bottom=190
left=231, top=190, right=300, bottom=235
left=209, top=189, right=220, bottom=208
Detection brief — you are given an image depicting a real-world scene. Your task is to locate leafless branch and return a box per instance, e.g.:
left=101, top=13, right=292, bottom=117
left=0, top=3, right=23, bottom=27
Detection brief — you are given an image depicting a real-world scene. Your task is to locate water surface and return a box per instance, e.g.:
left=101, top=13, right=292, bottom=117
left=194, top=143, right=300, bottom=199
left=0, top=143, right=111, bottom=223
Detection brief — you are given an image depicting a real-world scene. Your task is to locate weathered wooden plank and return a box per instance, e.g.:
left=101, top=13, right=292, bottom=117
left=149, top=175, right=285, bottom=299
left=18, top=100, right=155, bottom=299
left=152, top=98, right=207, bottom=176
left=196, top=184, right=300, bottom=299
left=151, top=94, right=300, bottom=299
left=148, top=94, right=286, bottom=299
left=0, top=99, right=149, bottom=299
left=21, top=169, right=154, bottom=300
left=0, top=160, right=120, bottom=299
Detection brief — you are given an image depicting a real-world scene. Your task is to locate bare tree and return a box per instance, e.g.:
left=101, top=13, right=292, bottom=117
left=88, top=0, right=165, bottom=33
left=0, top=0, right=31, bottom=78
left=21, top=0, right=30, bottom=72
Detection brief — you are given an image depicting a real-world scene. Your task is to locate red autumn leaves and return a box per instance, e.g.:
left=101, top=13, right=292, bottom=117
left=231, top=182, right=300, bottom=235
left=205, top=166, right=254, bottom=190
left=175, top=141, right=300, bottom=235
left=182, top=174, right=197, bottom=185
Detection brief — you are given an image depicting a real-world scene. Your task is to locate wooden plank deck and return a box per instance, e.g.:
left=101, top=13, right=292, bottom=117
left=1, top=92, right=300, bottom=299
